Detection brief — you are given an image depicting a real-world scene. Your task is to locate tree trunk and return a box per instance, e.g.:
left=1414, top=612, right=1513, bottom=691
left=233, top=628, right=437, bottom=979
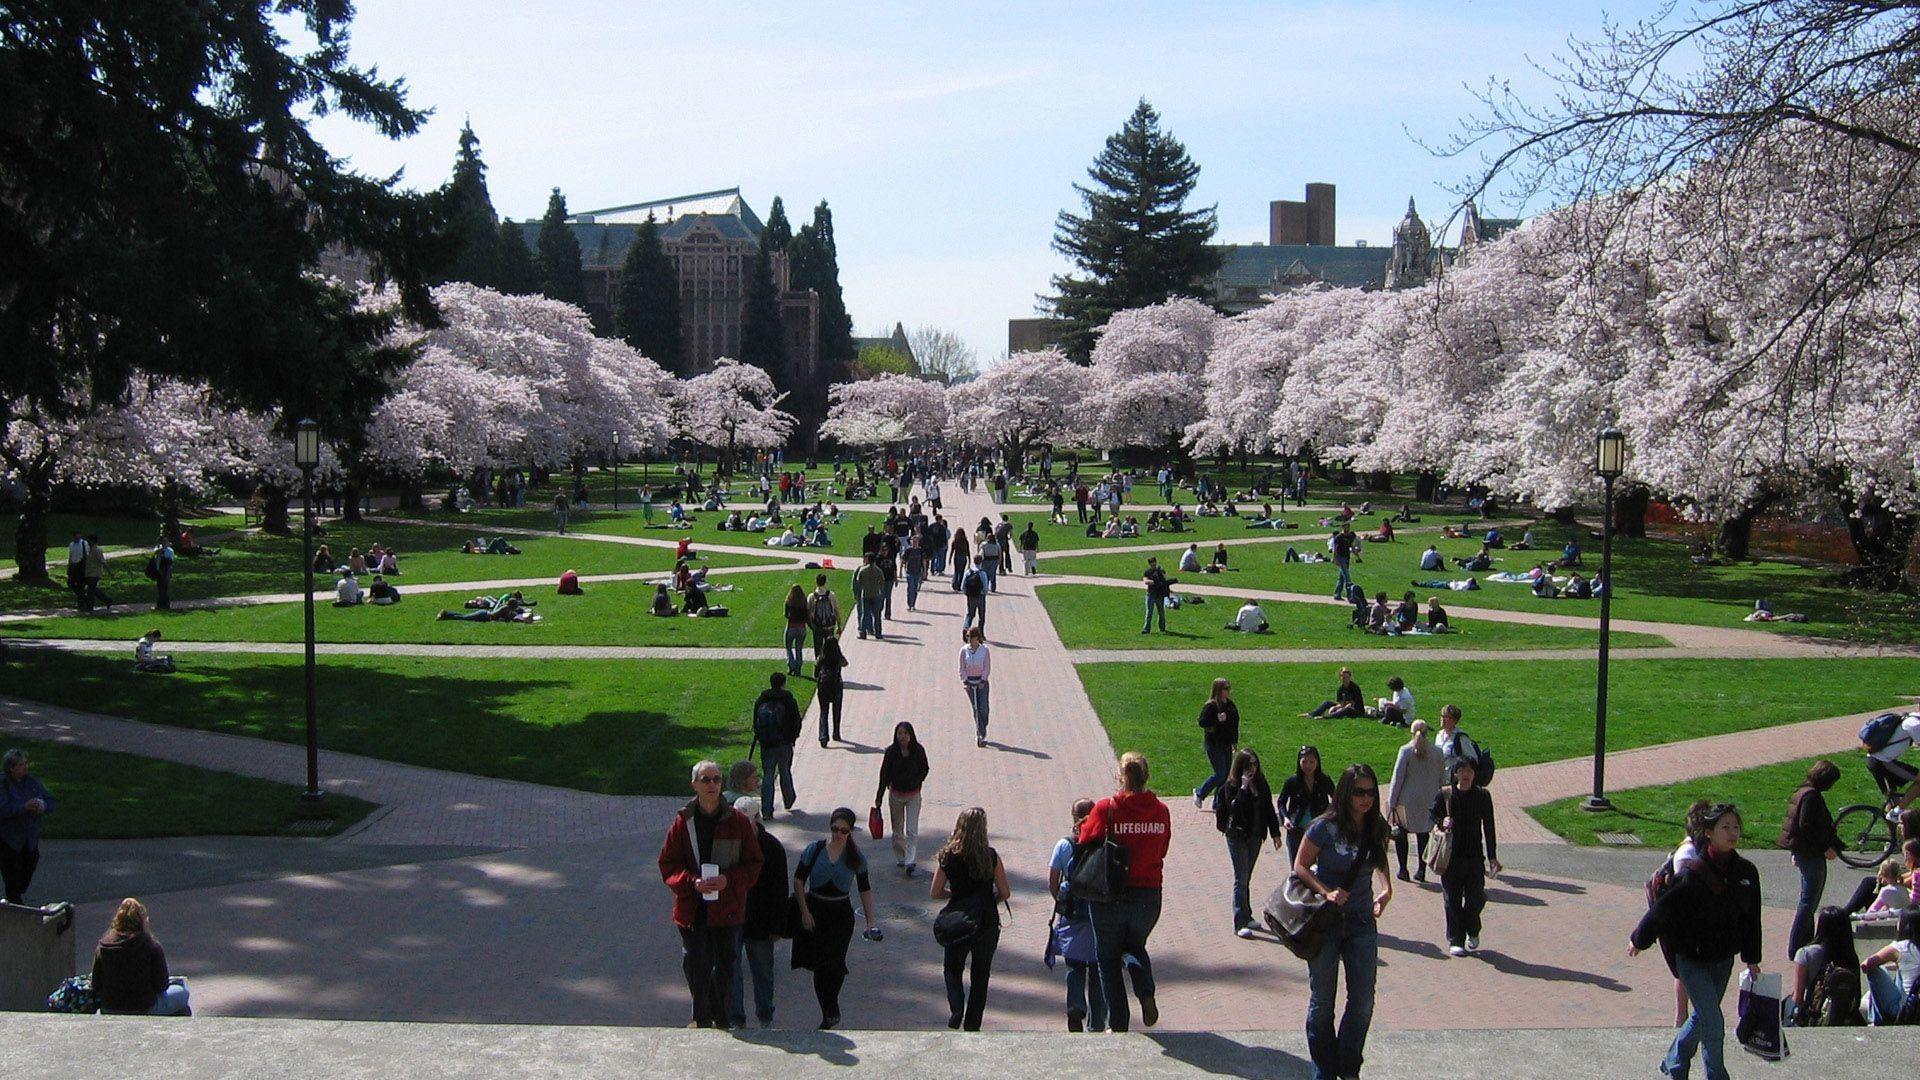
left=1717, top=512, right=1756, bottom=560
left=1839, top=492, right=1917, bottom=592
left=12, top=465, right=53, bottom=585
left=1549, top=505, right=1579, bottom=526
left=1612, top=484, right=1650, bottom=538
left=262, top=484, right=292, bottom=535
left=1367, top=470, right=1393, bottom=493
left=1414, top=470, right=1439, bottom=502
left=160, top=477, right=183, bottom=546
left=340, top=479, right=365, bottom=523
left=398, top=480, right=424, bottom=510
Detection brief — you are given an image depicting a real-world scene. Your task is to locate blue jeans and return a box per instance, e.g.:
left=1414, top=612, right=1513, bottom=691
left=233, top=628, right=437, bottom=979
left=1142, top=594, right=1165, bottom=632
left=982, top=561, right=998, bottom=592
left=1196, top=740, right=1232, bottom=805
left=148, top=977, right=191, bottom=1016
left=728, top=934, right=776, bottom=1026
left=1666, top=954, right=1734, bottom=1080
left=965, top=594, right=986, bottom=633
left=905, top=573, right=922, bottom=609
left=1788, top=852, right=1826, bottom=960
left=965, top=679, right=990, bottom=738
left=783, top=625, right=807, bottom=674
left=1306, top=915, right=1378, bottom=1080
left=1226, top=833, right=1263, bottom=931
left=857, top=595, right=883, bottom=638
left=930, top=549, right=946, bottom=575
left=1333, top=557, right=1352, bottom=599
left=1090, top=886, right=1160, bottom=1033
left=760, top=743, right=795, bottom=811
left=1865, top=964, right=1907, bottom=1023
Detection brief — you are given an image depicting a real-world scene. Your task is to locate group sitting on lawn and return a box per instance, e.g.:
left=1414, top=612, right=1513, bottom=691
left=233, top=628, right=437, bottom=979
left=1244, top=503, right=1296, bottom=529
left=459, top=537, right=520, bottom=555
left=436, top=590, right=539, bottom=623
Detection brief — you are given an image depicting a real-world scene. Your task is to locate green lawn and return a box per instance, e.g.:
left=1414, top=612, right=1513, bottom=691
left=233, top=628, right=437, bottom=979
left=2, top=650, right=813, bottom=795
left=1076, top=657, right=1920, bottom=798
left=13, top=738, right=375, bottom=839
left=1, top=510, right=247, bottom=563
left=1038, top=583, right=1669, bottom=651
left=1528, top=752, right=1888, bottom=849
left=1046, top=520, right=1920, bottom=643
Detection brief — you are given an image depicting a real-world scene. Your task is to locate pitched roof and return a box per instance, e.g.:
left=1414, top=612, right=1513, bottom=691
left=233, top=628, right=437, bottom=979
left=571, top=188, right=765, bottom=235
left=1211, top=244, right=1387, bottom=293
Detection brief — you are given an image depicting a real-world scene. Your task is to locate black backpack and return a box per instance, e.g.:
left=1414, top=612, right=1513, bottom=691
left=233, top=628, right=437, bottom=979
left=809, top=591, right=836, bottom=631
left=963, top=569, right=984, bottom=597
left=753, top=697, right=786, bottom=746
left=1802, top=960, right=1864, bottom=1026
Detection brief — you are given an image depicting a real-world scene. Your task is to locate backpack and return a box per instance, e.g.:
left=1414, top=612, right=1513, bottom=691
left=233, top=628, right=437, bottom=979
left=1801, top=960, right=1864, bottom=1027
left=142, top=555, right=159, bottom=580
left=1449, top=732, right=1496, bottom=787
left=809, top=592, right=836, bottom=631
left=1861, top=712, right=1908, bottom=753
left=753, top=697, right=786, bottom=746
left=1645, top=854, right=1686, bottom=907
left=963, top=570, right=984, bottom=597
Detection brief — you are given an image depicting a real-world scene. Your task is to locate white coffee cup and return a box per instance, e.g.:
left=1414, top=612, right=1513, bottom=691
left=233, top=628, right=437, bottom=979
left=701, top=862, right=720, bottom=901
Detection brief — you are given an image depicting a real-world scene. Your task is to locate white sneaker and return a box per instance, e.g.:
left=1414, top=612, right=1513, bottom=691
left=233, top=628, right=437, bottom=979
left=1192, top=789, right=1205, bottom=808
left=1235, top=927, right=1255, bottom=939
left=1448, top=944, right=1467, bottom=957
left=1465, top=935, right=1480, bottom=953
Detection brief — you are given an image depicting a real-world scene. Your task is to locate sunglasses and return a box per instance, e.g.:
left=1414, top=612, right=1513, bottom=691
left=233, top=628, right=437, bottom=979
left=830, top=825, right=852, bottom=835
left=695, top=776, right=722, bottom=784
left=1352, top=786, right=1378, bottom=797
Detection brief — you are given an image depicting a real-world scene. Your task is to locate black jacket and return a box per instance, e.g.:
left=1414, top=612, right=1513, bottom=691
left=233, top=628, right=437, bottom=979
left=753, top=689, right=803, bottom=748
left=1198, top=700, right=1240, bottom=746
left=1216, top=781, right=1281, bottom=841
left=1779, top=784, right=1837, bottom=857
left=875, top=742, right=931, bottom=804
left=1430, top=785, right=1497, bottom=862
left=1631, top=851, right=1763, bottom=964
left=742, top=824, right=790, bottom=940
left=1277, top=773, right=1335, bottom=830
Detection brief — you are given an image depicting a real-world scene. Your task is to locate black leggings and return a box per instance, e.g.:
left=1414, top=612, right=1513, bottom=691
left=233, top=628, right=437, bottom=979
left=1393, top=829, right=1430, bottom=875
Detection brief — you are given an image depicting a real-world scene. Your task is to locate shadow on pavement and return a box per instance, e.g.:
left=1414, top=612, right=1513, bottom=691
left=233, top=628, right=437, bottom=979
left=729, top=1029, right=859, bottom=1067
left=1377, top=932, right=1449, bottom=960
left=1145, top=1031, right=1313, bottom=1079
left=1477, top=949, right=1631, bottom=991
left=1495, top=873, right=1589, bottom=895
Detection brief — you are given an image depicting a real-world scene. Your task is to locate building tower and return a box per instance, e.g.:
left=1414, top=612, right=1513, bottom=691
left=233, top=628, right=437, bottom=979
left=1384, top=197, right=1433, bottom=290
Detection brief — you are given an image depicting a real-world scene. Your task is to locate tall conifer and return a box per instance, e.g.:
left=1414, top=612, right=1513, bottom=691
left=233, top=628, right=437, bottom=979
left=614, top=215, right=685, bottom=373
left=497, top=220, right=539, bottom=295
left=438, top=123, right=501, bottom=287
left=535, top=188, right=585, bottom=305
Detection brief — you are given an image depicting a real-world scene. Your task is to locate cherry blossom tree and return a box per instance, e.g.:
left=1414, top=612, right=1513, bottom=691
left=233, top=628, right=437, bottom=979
left=673, top=359, right=796, bottom=474
left=1083, top=297, right=1218, bottom=461
left=944, top=348, right=1092, bottom=471
left=819, top=373, right=950, bottom=448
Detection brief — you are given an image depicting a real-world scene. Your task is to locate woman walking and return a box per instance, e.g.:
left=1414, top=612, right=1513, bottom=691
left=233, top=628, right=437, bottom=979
left=1216, top=748, right=1282, bottom=938
left=1048, top=797, right=1107, bottom=1032
left=949, top=527, right=971, bottom=592
left=1780, top=759, right=1841, bottom=959
left=874, top=722, right=930, bottom=873
left=1292, top=763, right=1393, bottom=1080
left=815, top=632, right=849, bottom=746
left=1077, top=751, right=1171, bottom=1032
left=782, top=584, right=811, bottom=677
left=1386, top=720, right=1446, bottom=883
left=792, top=808, right=879, bottom=1029
left=1277, top=745, right=1335, bottom=864
left=1192, top=678, right=1240, bottom=810
left=959, top=626, right=991, bottom=747
left=1430, top=756, right=1500, bottom=955
left=1629, top=802, right=1762, bottom=1080
left=930, top=807, right=1011, bottom=1030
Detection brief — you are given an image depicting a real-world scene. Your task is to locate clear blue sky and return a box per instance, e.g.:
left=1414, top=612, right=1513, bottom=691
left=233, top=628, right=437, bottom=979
left=309, top=0, right=1669, bottom=364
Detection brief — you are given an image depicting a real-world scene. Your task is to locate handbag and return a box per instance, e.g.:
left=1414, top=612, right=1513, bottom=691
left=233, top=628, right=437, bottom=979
left=1263, top=856, right=1366, bottom=961
left=1426, top=790, right=1455, bottom=875
left=1068, top=827, right=1130, bottom=905
left=933, top=906, right=981, bottom=947
left=868, top=805, right=886, bottom=841
left=1736, top=969, right=1789, bottom=1060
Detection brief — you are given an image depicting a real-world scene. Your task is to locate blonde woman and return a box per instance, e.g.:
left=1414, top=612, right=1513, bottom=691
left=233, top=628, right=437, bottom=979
left=930, top=807, right=1010, bottom=1030
left=91, top=898, right=190, bottom=1015
left=1386, top=721, right=1447, bottom=883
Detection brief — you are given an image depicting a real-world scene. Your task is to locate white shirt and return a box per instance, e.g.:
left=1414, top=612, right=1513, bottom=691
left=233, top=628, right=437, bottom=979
left=135, top=637, right=155, bottom=662
left=1871, top=714, right=1920, bottom=762
left=1382, top=686, right=1415, bottom=721
left=68, top=539, right=87, bottom=564
left=959, top=644, right=991, bottom=681
left=336, top=576, right=363, bottom=604
left=1178, top=549, right=1201, bottom=573
left=1231, top=603, right=1267, bottom=633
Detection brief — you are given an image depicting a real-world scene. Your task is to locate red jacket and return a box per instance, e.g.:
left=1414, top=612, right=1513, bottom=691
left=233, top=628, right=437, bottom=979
left=1079, top=789, right=1171, bottom=889
left=660, top=799, right=764, bottom=928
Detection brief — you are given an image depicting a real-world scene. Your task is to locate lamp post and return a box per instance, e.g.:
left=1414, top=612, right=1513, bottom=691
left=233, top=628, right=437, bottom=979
left=1583, top=423, right=1627, bottom=812
left=294, top=419, right=324, bottom=804
left=611, top=434, right=620, bottom=511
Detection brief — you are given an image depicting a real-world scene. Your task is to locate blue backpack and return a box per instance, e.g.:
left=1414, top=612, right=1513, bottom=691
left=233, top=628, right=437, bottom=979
left=1861, top=712, right=1908, bottom=754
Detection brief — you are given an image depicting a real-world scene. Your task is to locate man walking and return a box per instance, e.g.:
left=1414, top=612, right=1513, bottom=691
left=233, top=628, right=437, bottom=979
left=852, top=553, right=887, bottom=641
left=150, top=532, right=175, bottom=611
left=902, top=536, right=926, bottom=612
left=1141, top=556, right=1172, bottom=634
left=1331, top=523, right=1357, bottom=600
left=995, top=515, right=1014, bottom=575
left=752, top=675, right=803, bottom=814
left=659, top=760, right=764, bottom=1029
left=962, top=555, right=989, bottom=637
left=82, top=534, right=109, bottom=611
left=66, top=533, right=90, bottom=611
left=808, top=574, right=841, bottom=655
left=1018, top=522, right=1040, bottom=576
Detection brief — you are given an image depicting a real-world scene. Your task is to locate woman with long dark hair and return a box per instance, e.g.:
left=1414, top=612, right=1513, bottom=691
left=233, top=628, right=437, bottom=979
left=1862, top=908, right=1920, bottom=1024
left=930, top=807, right=1011, bottom=1030
left=1192, top=677, right=1240, bottom=811
left=792, top=807, right=878, bottom=1029
left=1780, top=759, right=1841, bottom=959
left=1276, top=745, right=1335, bottom=864
left=873, top=721, right=930, bottom=873
left=1790, top=905, right=1862, bottom=1026
left=782, top=584, right=810, bottom=676
left=1217, top=748, right=1282, bottom=938
left=1292, top=763, right=1393, bottom=1080
left=815, top=632, right=849, bottom=746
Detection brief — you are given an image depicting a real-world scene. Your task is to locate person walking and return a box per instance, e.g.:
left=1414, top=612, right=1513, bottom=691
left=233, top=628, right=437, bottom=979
left=927, top=514, right=949, bottom=577
left=1430, top=756, right=1501, bottom=956
left=1217, top=748, right=1282, bottom=938
left=658, top=760, right=765, bottom=1028
left=815, top=633, right=849, bottom=746
left=949, top=527, right=971, bottom=591
left=1780, top=759, right=1841, bottom=960
left=640, top=484, right=655, bottom=526
left=82, top=533, right=110, bottom=611
left=1078, top=751, right=1171, bottom=1032
left=1048, top=797, right=1108, bottom=1032
left=902, top=536, right=926, bottom=612
left=930, top=807, right=1011, bottom=1031
left=1277, top=746, right=1336, bottom=864
left=994, top=516, right=1014, bottom=575
left=1141, top=556, right=1171, bottom=634
left=150, top=532, right=175, bottom=611
left=1386, top=721, right=1447, bottom=883
left=1330, top=523, right=1356, bottom=600
left=553, top=491, right=570, bottom=534
left=66, top=532, right=89, bottom=611
left=879, top=531, right=900, bottom=621
left=874, top=722, right=930, bottom=873
left=961, top=556, right=988, bottom=636
left=782, top=584, right=810, bottom=677
left=1, top=748, right=54, bottom=904
left=1629, top=802, right=1763, bottom=1080
left=1018, top=521, right=1040, bottom=576
left=792, top=808, right=879, bottom=1029
left=977, top=528, right=1001, bottom=593
left=1192, top=677, right=1240, bottom=810
left=808, top=574, right=842, bottom=656
left=1292, top=763, right=1394, bottom=1080
left=725, top=796, right=787, bottom=1029
left=752, top=674, right=803, bottom=816
left=851, top=553, right=886, bottom=641
left=960, top=626, right=992, bottom=747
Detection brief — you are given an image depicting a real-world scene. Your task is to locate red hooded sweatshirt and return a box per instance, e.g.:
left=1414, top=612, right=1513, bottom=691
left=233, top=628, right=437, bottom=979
left=1079, top=789, right=1171, bottom=889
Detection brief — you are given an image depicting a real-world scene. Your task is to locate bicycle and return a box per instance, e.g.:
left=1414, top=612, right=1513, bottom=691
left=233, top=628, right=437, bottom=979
left=1834, top=800, right=1902, bottom=869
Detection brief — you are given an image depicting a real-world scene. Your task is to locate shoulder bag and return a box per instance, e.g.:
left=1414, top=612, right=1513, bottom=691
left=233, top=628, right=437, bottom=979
left=1263, top=845, right=1366, bottom=962
left=1068, top=825, right=1131, bottom=905
left=1426, top=789, right=1454, bottom=875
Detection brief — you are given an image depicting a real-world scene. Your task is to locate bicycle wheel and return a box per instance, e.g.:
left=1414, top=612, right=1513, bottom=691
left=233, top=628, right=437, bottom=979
left=1835, top=803, right=1895, bottom=869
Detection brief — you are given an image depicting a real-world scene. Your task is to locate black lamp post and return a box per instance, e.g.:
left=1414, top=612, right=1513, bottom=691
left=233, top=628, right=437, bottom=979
left=294, top=419, right=325, bottom=803
left=1583, top=422, right=1627, bottom=812
left=611, top=434, right=620, bottom=511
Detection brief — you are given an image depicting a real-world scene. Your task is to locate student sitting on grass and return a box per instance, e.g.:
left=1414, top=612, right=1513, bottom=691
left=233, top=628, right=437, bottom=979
left=1562, top=571, right=1592, bottom=599
left=1225, top=599, right=1270, bottom=634
left=334, top=572, right=364, bottom=607
left=1179, top=544, right=1203, bottom=573
left=1510, top=529, right=1535, bottom=551
left=368, top=575, right=400, bottom=605
left=1367, top=519, right=1395, bottom=543
left=651, top=583, right=677, bottom=617
left=1366, top=591, right=1396, bottom=635
left=1210, top=543, right=1230, bottom=571
left=176, top=526, right=219, bottom=558
left=134, top=630, right=176, bottom=674
left=437, top=591, right=537, bottom=623
left=1420, top=545, right=1444, bottom=571
left=1425, top=597, right=1451, bottom=631
left=1412, top=577, right=1482, bottom=592
left=1393, top=591, right=1419, bottom=632
left=721, top=510, right=747, bottom=531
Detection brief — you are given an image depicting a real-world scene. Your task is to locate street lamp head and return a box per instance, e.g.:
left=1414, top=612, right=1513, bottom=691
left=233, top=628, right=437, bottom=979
left=293, top=419, right=321, bottom=470
left=1595, top=425, right=1626, bottom=480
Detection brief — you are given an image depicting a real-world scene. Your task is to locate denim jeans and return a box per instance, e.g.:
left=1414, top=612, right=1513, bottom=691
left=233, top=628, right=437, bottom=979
left=783, top=625, right=807, bottom=675
left=1666, top=954, right=1734, bottom=1080
left=857, top=595, right=883, bottom=638
left=1226, top=833, right=1263, bottom=931
left=1142, top=594, right=1165, bottom=632
left=1196, top=740, right=1232, bottom=805
left=1305, top=915, right=1378, bottom=1080
left=679, top=925, right=741, bottom=1026
left=1333, top=558, right=1352, bottom=599
left=1066, top=959, right=1108, bottom=1030
left=1788, top=852, right=1826, bottom=960
left=905, top=573, right=923, bottom=609
left=930, top=548, right=946, bottom=575
left=965, top=594, right=986, bottom=634
left=982, top=561, right=999, bottom=592
left=1090, top=886, right=1161, bottom=1032
left=1865, top=963, right=1907, bottom=1023
left=944, top=922, right=1000, bottom=1030
left=965, top=679, right=990, bottom=739
left=148, top=977, right=191, bottom=1016
left=727, top=934, right=776, bottom=1026
left=761, top=743, right=795, bottom=811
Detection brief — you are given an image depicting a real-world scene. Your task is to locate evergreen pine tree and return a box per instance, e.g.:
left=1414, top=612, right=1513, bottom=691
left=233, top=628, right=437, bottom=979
left=763, top=196, right=793, bottom=253
left=438, top=123, right=501, bottom=287
left=1045, top=99, right=1221, bottom=360
left=738, top=240, right=789, bottom=383
left=792, top=202, right=855, bottom=375
left=535, top=187, right=585, bottom=305
left=497, top=219, right=539, bottom=295
left=614, top=215, right=685, bottom=373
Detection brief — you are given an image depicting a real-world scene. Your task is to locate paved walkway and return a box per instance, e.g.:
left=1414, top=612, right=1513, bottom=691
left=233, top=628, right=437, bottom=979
left=4, top=479, right=1912, bottom=1033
